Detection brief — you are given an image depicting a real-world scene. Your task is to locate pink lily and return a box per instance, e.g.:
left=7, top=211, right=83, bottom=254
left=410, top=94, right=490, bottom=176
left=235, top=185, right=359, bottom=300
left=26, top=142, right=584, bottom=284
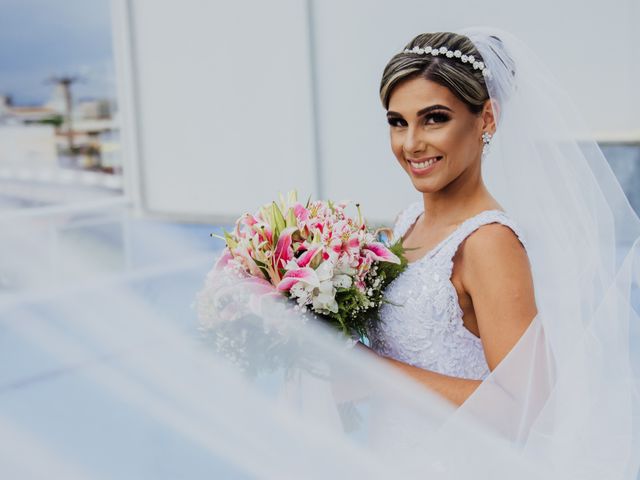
left=293, top=202, right=310, bottom=222
left=332, top=236, right=360, bottom=255
left=296, top=246, right=321, bottom=268
left=363, top=242, right=401, bottom=264
left=273, top=227, right=296, bottom=270
left=214, top=248, right=233, bottom=271
left=239, top=213, right=259, bottom=228
left=233, top=247, right=265, bottom=278
left=260, top=224, right=273, bottom=245
left=276, top=267, right=318, bottom=291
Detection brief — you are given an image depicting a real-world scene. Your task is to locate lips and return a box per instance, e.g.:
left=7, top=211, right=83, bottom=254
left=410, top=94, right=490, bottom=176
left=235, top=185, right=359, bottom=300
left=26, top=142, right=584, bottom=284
left=407, top=156, right=443, bottom=172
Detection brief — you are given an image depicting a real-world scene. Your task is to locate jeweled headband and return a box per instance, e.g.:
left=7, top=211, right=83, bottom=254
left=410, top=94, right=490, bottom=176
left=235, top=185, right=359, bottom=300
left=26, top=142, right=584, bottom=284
left=401, top=45, right=492, bottom=78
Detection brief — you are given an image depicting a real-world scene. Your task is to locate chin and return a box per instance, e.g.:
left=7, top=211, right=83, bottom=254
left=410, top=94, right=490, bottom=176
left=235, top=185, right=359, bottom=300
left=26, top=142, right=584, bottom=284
left=410, top=178, right=443, bottom=194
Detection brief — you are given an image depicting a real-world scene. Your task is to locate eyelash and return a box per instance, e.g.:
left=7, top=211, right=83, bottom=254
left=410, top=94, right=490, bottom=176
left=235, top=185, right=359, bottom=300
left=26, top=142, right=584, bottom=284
left=387, top=112, right=451, bottom=127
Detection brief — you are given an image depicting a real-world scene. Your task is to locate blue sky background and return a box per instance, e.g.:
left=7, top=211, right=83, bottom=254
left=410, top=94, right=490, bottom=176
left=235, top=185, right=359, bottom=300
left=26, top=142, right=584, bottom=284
left=0, top=0, right=115, bottom=105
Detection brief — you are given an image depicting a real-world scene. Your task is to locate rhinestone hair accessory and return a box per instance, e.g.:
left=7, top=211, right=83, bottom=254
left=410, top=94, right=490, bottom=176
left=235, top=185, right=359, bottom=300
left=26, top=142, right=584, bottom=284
left=402, top=45, right=492, bottom=78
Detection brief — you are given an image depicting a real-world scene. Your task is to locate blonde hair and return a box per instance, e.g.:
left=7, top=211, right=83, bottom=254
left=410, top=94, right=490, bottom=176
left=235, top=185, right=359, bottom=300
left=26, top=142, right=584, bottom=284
left=380, top=32, right=489, bottom=113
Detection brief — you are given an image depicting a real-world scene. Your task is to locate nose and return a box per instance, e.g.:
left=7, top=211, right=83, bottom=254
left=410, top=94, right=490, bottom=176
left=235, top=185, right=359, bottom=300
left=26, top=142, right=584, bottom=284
left=402, top=125, right=425, bottom=156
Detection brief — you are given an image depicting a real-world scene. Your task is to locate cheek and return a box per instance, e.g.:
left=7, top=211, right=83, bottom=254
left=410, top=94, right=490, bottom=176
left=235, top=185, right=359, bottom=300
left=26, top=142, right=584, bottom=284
left=437, top=125, right=462, bottom=150
left=390, top=133, right=404, bottom=161
left=440, top=124, right=475, bottom=158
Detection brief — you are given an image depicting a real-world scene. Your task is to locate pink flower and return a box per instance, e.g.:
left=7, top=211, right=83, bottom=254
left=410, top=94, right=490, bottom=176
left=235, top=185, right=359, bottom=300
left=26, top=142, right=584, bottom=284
left=293, top=202, right=310, bottom=222
left=276, top=267, right=318, bottom=292
left=214, top=248, right=233, bottom=271
left=273, top=227, right=296, bottom=269
left=296, top=246, right=321, bottom=268
left=363, top=242, right=401, bottom=264
left=233, top=248, right=265, bottom=278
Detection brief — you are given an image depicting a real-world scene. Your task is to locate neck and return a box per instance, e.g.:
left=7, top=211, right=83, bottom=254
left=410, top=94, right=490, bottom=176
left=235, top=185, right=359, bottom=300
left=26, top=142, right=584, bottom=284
left=421, top=162, right=496, bottom=226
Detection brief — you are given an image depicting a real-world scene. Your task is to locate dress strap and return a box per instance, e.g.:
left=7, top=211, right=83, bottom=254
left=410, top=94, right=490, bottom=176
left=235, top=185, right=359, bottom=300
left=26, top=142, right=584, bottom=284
left=392, top=202, right=423, bottom=242
left=435, top=210, right=528, bottom=265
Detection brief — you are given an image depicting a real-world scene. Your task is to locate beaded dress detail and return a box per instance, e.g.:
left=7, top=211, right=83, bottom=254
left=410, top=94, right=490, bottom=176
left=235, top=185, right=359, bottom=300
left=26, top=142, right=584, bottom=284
left=369, top=202, right=527, bottom=381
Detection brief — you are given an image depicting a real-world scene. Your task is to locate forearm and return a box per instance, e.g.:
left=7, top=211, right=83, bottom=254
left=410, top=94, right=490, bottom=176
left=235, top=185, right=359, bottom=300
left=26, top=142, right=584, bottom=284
left=380, top=355, right=481, bottom=406
left=355, top=341, right=481, bottom=405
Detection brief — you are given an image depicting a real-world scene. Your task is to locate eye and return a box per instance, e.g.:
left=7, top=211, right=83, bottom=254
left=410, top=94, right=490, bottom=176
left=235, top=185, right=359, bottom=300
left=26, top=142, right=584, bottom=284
left=423, top=112, right=451, bottom=124
left=387, top=117, right=407, bottom=128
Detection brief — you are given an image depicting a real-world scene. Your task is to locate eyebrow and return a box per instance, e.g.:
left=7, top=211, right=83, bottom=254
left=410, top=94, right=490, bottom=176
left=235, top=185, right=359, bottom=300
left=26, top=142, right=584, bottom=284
left=386, top=104, right=453, bottom=118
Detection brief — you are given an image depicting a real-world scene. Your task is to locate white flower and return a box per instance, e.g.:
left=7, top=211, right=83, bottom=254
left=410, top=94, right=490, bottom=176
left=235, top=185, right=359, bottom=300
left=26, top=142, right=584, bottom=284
left=333, top=274, right=352, bottom=289
left=311, top=261, right=339, bottom=313
left=335, top=255, right=357, bottom=276
left=312, top=285, right=339, bottom=313
left=290, top=282, right=312, bottom=306
left=285, top=259, right=298, bottom=270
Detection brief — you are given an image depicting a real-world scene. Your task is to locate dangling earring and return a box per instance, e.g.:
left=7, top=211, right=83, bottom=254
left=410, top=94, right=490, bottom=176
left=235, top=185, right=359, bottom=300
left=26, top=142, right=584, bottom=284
left=481, top=132, right=492, bottom=159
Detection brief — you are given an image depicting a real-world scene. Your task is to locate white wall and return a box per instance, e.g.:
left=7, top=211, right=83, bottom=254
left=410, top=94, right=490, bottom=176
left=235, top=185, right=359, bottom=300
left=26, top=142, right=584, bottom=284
left=113, top=0, right=640, bottom=222
left=114, top=0, right=317, bottom=218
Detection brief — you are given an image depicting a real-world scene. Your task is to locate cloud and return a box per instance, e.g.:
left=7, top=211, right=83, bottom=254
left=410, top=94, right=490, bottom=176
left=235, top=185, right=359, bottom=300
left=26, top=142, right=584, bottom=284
left=0, top=0, right=115, bottom=104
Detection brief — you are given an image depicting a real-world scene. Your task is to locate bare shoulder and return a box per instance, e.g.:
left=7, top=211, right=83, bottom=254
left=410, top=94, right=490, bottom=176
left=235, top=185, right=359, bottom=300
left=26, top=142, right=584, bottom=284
left=464, top=222, right=528, bottom=262
left=458, top=221, right=532, bottom=288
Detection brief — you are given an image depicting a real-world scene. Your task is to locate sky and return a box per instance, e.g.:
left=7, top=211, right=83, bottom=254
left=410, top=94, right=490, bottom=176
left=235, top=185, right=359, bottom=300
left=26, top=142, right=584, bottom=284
left=0, top=0, right=115, bottom=106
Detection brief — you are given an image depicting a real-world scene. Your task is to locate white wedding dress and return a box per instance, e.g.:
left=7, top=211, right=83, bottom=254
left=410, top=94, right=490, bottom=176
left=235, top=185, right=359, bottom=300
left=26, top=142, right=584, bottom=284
left=369, top=202, right=527, bottom=381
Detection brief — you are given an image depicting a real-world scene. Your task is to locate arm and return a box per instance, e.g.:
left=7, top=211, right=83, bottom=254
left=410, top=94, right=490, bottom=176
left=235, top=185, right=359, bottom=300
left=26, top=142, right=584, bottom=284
left=378, top=350, right=482, bottom=406
left=356, top=343, right=481, bottom=406
left=362, top=223, right=537, bottom=406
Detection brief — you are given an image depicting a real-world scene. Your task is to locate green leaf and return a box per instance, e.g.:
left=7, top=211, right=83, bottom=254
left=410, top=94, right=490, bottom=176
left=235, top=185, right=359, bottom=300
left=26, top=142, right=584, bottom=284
left=285, top=207, right=297, bottom=228
left=272, top=202, right=286, bottom=238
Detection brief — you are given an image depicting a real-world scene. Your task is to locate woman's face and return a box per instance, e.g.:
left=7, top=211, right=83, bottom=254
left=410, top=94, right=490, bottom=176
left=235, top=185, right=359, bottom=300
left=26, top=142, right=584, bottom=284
left=386, top=76, right=488, bottom=194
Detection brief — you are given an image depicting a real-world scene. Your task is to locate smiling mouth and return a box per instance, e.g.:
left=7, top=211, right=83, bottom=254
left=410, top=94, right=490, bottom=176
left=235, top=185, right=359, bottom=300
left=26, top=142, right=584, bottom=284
left=407, top=156, right=443, bottom=170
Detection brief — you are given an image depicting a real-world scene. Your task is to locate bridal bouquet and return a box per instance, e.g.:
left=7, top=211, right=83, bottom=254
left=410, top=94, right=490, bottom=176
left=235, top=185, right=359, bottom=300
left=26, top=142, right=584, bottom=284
left=211, top=191, right=407, bottom=339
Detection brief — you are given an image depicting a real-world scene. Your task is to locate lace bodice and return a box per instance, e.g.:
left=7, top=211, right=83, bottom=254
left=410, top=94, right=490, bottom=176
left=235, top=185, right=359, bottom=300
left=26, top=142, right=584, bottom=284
left=369, top=202, right=527, bottom=381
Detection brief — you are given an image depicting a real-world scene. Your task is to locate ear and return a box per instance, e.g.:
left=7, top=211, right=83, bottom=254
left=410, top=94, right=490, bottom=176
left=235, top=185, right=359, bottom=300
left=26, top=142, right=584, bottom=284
left=481, top=99, right=499, bottom=135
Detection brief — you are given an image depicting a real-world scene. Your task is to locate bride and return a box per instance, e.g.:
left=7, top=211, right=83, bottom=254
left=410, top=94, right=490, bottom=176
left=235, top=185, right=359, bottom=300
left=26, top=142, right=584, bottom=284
left=195, top=27, right=640, bottom=478
left=1, top=27, right=639, bottom=480
left=364, top=31, right=537, bottom=406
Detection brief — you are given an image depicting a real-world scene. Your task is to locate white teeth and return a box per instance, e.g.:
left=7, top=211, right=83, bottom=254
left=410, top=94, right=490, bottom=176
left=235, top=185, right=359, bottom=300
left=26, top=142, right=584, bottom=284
left=411, top=157, right=440, bottom=169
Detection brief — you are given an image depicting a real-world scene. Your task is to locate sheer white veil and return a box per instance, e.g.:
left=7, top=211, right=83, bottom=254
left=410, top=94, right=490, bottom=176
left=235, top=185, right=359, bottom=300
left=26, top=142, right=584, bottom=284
left=1, top=27, right=639, bottom=479
left=451, top=27, right=640, bottom=478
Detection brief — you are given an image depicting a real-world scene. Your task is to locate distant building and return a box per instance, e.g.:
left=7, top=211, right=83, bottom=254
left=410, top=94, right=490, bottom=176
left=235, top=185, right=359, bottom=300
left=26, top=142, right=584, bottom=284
left=76, top=98, right=112, bottom=120
left=0, top=84, right=119, bottom=174
left=0, top=94, right=58, bottom=125
left=0, top=124, right=57, bottom=165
